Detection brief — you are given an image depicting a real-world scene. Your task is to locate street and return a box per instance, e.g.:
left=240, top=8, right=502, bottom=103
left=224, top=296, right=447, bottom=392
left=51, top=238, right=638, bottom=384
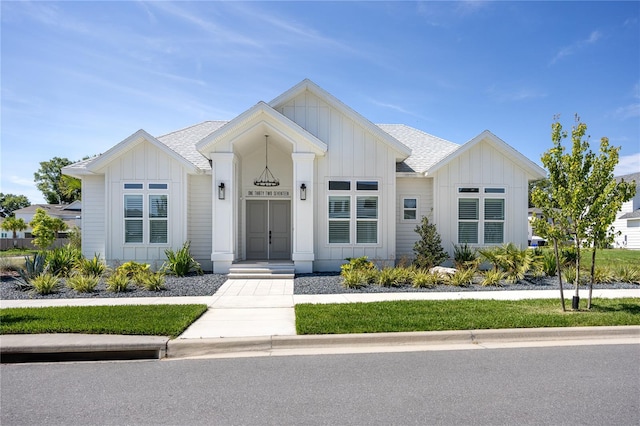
left=2, top=344, right=638, bottom=425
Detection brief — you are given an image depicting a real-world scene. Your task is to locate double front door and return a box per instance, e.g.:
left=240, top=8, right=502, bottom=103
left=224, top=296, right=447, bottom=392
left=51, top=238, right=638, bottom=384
left=246, top=200, right=291, bottom=260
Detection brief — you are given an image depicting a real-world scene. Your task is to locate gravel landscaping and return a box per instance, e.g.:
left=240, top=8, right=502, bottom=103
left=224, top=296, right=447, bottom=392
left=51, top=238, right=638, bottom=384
left=1, top=272, right=637, bottom=300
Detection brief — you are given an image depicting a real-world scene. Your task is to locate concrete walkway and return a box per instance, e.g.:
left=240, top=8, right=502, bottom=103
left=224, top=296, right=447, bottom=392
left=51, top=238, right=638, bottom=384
left=1, top=280, right=639, bottom=361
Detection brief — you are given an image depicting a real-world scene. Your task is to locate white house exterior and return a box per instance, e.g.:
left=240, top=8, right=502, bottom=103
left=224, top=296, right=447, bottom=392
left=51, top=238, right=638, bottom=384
left=613, top=172, right=640, bottom=249
left=63, top=79, right=546, bottom=273
left=0, top=202, right=81, bottom=239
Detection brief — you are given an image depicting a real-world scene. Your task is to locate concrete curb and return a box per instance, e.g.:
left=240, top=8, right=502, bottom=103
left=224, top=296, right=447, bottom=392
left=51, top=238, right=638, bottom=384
left=165, top=325, right=640, bottom=359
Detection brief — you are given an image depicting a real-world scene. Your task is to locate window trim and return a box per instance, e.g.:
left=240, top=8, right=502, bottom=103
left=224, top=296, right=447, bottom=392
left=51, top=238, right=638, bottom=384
left=326, top=179, right=380, bottom=246
left=401, top=197, right=419, bottom=222
left=456, top=186, right=506, bottom=245
left=123, top=183, right=169, bottom=245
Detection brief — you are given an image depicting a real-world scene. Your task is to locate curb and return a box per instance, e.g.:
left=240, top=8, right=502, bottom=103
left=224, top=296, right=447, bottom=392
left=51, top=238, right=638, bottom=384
left=166, top=325, right=640, bottom=359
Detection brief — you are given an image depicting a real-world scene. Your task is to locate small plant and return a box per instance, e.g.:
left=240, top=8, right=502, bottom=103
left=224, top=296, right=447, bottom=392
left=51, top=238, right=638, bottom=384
left=560, top=246, right=578, bottom=267
left=453, top=243, right=478, bottom=270
left=412, top=216, right=448, bottom=269
left=377, top=267, right=403, bottom=287
left=412, top=270, right=442, bottom=288
left=562, top=267, right=587, bottom=286
left=16, top=253, right=47, bottom=290
left=541, top=250, right=558, bottom=277
left=446, top=268, right=475, bottom=287
left=134, top=271, right=166, bottom=291
left=614, top=265, right=640, bottom=284
left=66, top=274, right=99, bottom=293
left=106, top=272, right=130, bottom=293
left=479, top=243, right=541, bottom=283
left=592, top=266, right=615, bottom=284
left=341, top=256, right=375, bottom=274
left=31, top=273, right=60, bottom=295
left=117, top=261, right=151, bottom=278
left=480, top=270, right=505, bottom=287
left=162, top=242, right=203, bottom=277
left=341, top=270, right=368, bottom=289
left=46, top=245, right=82, bottom=277
left=76, top=253, right=106, bottom=277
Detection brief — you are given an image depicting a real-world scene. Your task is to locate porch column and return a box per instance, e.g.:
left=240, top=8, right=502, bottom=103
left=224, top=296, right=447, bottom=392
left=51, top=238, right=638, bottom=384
left=211, top=152, right=236, bottom=274
left=292, top=152, right=315, bottom=273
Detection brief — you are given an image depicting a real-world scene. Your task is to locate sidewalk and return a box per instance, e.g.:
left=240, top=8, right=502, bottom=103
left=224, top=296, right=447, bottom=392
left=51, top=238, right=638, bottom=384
left=1, top=279, right=639, bottom=361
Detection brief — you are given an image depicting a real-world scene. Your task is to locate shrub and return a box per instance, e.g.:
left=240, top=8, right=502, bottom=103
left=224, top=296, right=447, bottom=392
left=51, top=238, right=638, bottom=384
left=31, top=273, right=60, bottom=295
left=479, top=243, right=541, bottom=283
left=560, top=246, right=578, bottom=267
left=341, top=270, right=368, bottom=289
left=162, top=242, right=203, bottom=277
left=453, top=243, right=478, bottom=270
left=117, top=261, right=151, bottom=278
left=593, top=266, right=615, bottom=284
left=134, top=271, right=166, bottom=291
left=66, top=274, right=99, bottom=293
left=615, top=265, right=640, bottom=284
left=377, top=267, right=404, bottom=287
left=412, top=216, right=448, bottom=269
left=542, top=250, right=558, bottom=277
left=447, top=268, right=475, bottom=287
left=480, top=270, right=505, bottom=287
left=341, top=256, right=375, bottom=274
left=106, top=272, right=130, bottom=293
left=16, top=253, right=47, bottom=290
left=562, top=267, right=587, bottom=286
left=76, top=253, right=106, bottom=277
left=412, top=270, right=442, bottom=288
left=46, top=245, right=82, bottom=277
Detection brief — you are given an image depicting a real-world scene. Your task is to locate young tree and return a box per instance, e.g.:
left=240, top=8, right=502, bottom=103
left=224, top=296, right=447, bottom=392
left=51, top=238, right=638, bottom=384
left=413, top=216, right=448, bottom=269
left=1, top=217, right=28, bottom=238
left=34, top=157, right=81, bottom=204
left=582, top=142, right=636, bottom=308
left=0, top=193, right=30, bottom=217
left=29, top=208, right=67, bottom=250
left=532, top=115, right=634, bottom=310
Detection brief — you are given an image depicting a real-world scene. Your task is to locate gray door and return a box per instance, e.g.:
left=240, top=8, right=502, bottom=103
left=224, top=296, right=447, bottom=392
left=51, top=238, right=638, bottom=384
left=246, top=200, right=290, bottom=260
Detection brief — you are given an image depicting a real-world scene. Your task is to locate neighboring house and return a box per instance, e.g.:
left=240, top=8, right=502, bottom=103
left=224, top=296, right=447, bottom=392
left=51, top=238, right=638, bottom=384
left=612, top=172, right=640, bottom=249
left=2, top=202, right=82, bottom=238
left=62, top=79, right=546, bottom=273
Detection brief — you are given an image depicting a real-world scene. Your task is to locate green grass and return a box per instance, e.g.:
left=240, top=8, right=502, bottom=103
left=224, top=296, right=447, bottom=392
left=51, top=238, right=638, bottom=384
left=0, top=304, right=208, bottom=338
left=582, top=248, right=640, bottom=269
left=0, top=249, right=37, bottom=257
left=295, top=298, right=640, bottom=335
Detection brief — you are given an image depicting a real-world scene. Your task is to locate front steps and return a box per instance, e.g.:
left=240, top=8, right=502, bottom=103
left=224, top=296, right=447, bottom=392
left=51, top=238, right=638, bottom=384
left=227, top=261, right=295, bottom=279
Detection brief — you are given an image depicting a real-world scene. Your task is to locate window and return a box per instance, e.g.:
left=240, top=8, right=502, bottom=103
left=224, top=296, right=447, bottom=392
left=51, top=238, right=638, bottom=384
left=457, top=187, right=505, bottom=245
left=124, top=183, right=143, bottom=190
left=403, top=198, right=417, bottom=221
left=123, top=184, right=168, bottom=244
left=328, top=179, right=379, bottom=244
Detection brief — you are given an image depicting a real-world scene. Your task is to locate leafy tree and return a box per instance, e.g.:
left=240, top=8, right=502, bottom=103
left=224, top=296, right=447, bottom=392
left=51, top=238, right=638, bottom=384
left=34, top=157, right=81, bottom=204
left=0, top=193, right=30, bottom=217
left=29, top=208, right=67, bottom=250
left=413, top=216, right=448, bottom=269
left=531, top=115, right=634, bottom=311
left=1, top=216, right=28, bottom=238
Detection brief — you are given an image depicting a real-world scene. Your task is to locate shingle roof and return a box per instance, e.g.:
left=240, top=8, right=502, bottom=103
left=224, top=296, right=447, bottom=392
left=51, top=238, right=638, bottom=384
left=619, top=209, right=640, bottom=220
left=377, top=124, right=460, bottom=173
left=157, top=121, right=228, bottom=171
left=616, top=172, right=640, bottom=186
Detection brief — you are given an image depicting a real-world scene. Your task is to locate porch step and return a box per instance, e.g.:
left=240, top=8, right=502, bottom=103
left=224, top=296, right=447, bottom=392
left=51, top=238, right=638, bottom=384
left=228, top=262, right=295, bottom=279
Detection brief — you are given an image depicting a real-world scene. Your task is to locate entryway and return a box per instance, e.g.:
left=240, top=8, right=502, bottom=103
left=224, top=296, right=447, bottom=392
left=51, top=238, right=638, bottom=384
left=246, top=200, right=291, bottom=260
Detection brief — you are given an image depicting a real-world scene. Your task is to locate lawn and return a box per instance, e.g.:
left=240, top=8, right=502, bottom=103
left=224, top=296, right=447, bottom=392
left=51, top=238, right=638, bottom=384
left=0, top=304, right=208, bottom=338
left=581, top=248, right=640, bottom=269
left=295, top=298, right=640, bottom=335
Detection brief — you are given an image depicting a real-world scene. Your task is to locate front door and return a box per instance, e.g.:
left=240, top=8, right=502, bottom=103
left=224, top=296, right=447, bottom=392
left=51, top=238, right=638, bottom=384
left=246, top=200, right=290, bottom=260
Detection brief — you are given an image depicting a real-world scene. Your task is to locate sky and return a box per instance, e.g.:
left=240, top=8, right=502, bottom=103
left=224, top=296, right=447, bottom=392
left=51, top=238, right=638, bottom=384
left=2, top=1, right=639, bottom=205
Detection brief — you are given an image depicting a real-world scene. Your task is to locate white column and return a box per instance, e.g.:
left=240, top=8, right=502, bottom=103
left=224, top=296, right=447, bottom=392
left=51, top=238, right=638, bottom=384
left=292, top=152, right=316, bottom=273
left=211, top=152, right=235, bottom=273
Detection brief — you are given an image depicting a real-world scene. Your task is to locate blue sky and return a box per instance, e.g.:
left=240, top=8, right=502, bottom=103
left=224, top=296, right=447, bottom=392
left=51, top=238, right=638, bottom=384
left=2, top=1, right=639, bottom=204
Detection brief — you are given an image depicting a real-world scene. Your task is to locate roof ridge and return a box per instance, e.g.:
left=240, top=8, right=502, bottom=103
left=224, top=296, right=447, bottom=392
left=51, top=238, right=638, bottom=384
left=157, top=120, right=228, bottom=139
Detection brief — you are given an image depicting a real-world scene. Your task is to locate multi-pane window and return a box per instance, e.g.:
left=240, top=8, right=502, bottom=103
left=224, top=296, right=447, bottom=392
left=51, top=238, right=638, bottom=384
left=403, top=198, right=417, bottom=221
left=124, top=183, right=168, bottom=244
left=328, top=180, right=379, bottom=244
left=457, top=187, right=505, bottom=245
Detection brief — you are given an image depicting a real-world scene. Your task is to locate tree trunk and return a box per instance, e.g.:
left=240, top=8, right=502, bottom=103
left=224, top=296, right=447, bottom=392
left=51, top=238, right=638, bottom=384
left=553, top=239, right=566, bottom=312
left=573, top=237, right=580, bottom=310
left=588, top=248, right=596, bottom=310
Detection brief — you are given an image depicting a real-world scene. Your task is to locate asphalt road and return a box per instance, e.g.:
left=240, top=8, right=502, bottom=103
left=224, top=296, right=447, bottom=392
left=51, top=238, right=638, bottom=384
left=2, top=344, right=638, bottom=425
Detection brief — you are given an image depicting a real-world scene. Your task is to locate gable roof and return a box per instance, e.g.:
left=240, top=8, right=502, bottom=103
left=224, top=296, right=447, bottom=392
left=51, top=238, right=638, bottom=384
left=158, top=121, right=228, bottom=170
left=378, top=124, right=459, bottom=173
left=270, top=79, right=412, bottom=160
left=426, top=130, right=546, bottom=179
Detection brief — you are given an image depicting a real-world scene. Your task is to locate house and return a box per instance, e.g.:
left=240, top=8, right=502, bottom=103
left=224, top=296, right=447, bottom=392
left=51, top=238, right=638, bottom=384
left=62, top=79, right=546, bottom=273
left=0, top=202, right=82, bottom=239
left=612, top=172, right=640, bottom=249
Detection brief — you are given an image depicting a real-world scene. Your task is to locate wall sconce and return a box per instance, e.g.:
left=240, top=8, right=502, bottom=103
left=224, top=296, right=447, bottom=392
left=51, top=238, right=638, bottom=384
left=218, top=182, right=225, bottom=200
left=300, top=183, right=307, bottom=201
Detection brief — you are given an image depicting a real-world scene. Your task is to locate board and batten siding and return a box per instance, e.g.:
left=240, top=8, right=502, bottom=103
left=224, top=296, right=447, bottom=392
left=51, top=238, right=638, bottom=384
left=102, top=140, right=189, bottom=268
left=396, top=177, right=434, bottom=260
left=433, top=139, right=530, bottom=256
left=276, top=90, right=398, bottom=271
left=187, top=174, right=213, bottom=271
left=81, top=175, right=105, bottom=260
left=613, top=192, right=640, bottom=249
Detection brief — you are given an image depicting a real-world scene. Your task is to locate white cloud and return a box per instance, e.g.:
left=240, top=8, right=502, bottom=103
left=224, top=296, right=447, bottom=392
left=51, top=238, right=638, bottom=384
left=550, top=30, right=603, bottom=65
left=614, top=153, right=640, bottom=176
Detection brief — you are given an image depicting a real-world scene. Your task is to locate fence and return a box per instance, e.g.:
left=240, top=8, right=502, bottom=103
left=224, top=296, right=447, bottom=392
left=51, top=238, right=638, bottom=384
left=0, top=238, right=70, bottom=251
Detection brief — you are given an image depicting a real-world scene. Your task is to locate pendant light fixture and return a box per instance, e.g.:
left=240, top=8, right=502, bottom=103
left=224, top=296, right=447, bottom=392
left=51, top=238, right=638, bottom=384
left=254, top=135, right=280, bottom=187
